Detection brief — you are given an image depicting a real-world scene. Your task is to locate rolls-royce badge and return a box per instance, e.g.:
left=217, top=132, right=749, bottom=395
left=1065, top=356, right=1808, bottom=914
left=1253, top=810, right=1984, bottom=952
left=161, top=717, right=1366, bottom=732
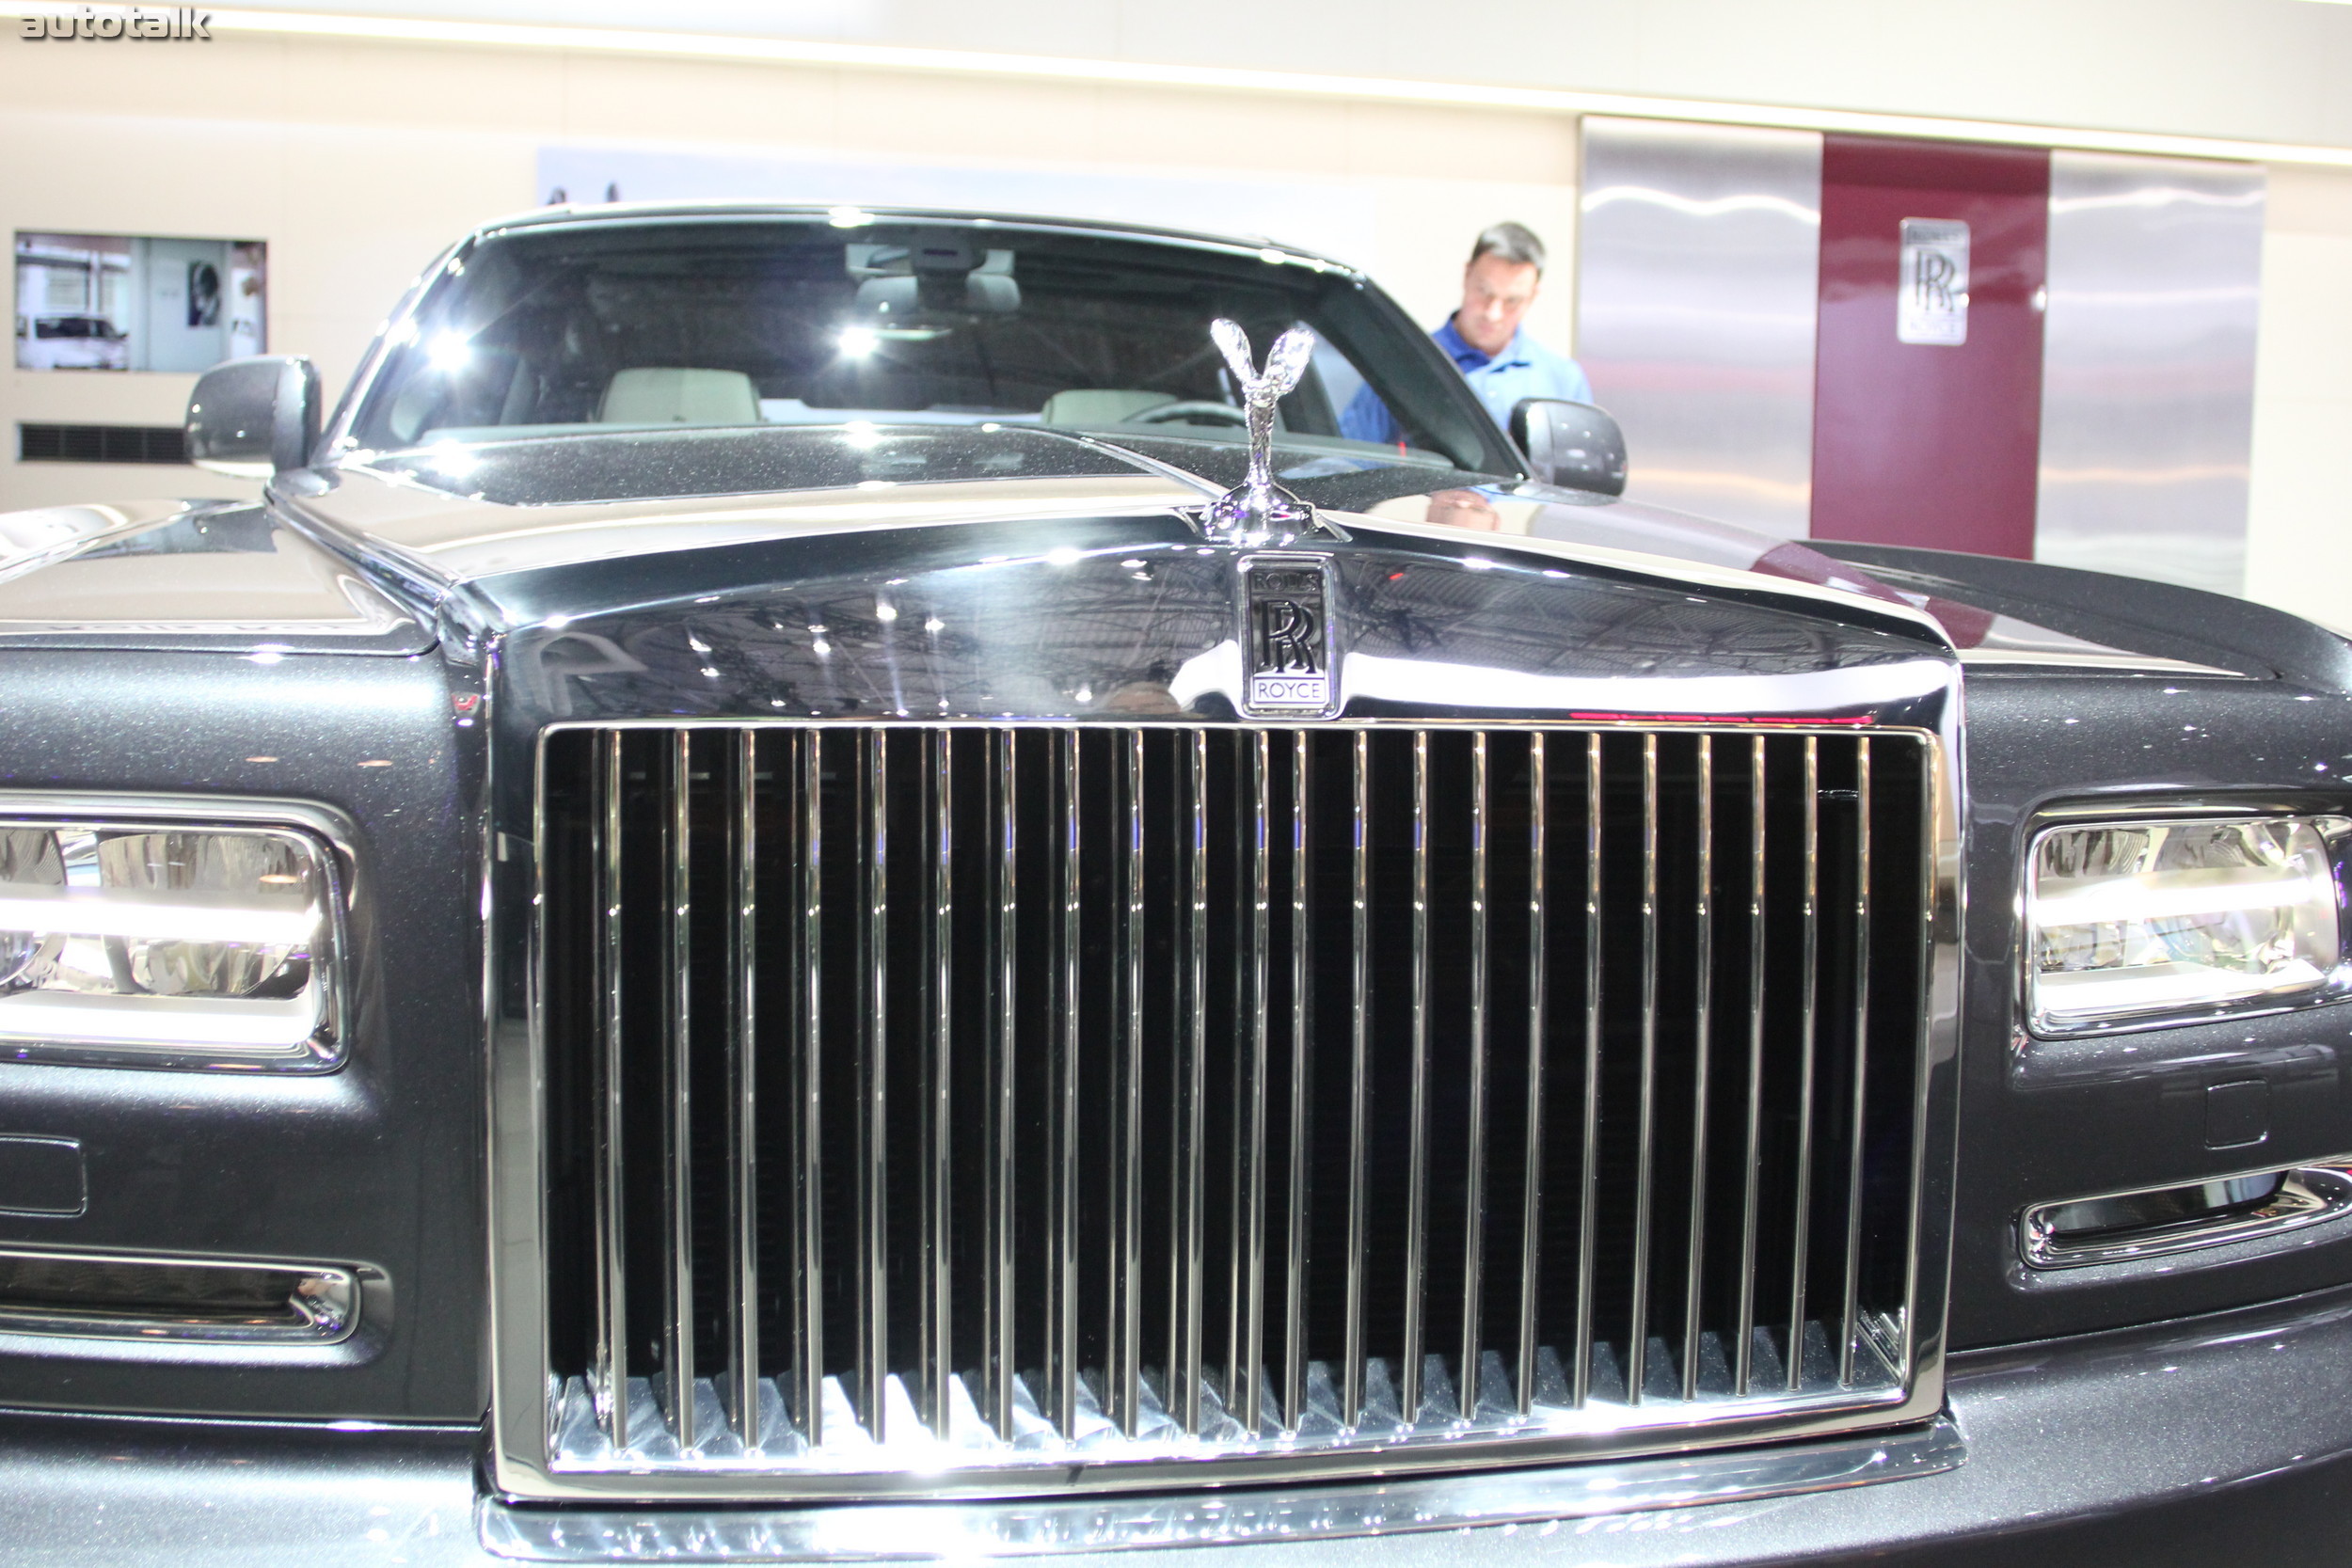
left=1242, top=555, right=1333, bottom=713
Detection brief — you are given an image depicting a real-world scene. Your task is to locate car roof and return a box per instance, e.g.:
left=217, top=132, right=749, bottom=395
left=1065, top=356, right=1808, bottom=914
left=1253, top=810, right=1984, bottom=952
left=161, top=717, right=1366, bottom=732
left=463, top=200, right=1365, bottom=280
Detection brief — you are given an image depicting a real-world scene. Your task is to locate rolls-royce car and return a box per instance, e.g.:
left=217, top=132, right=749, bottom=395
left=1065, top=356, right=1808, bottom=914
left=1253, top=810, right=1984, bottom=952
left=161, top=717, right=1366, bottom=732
left=4, top=204, right=2352, bottom=1566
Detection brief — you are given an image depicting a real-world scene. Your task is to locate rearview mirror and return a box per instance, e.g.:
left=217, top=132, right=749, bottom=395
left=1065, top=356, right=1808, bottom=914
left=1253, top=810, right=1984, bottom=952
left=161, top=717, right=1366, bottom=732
left=1510, top=397, right=1627, bottom=498
left=185, top=356, right=321, bottom=477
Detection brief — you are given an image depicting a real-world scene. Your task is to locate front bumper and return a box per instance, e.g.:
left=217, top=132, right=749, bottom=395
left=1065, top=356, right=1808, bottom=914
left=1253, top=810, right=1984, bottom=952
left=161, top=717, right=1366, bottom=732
left=7, top=1282, right=2352, bottom=1566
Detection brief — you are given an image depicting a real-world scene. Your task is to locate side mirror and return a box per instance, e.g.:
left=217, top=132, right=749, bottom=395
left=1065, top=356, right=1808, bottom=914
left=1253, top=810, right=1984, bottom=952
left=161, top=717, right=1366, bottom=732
left=1510, top=397, right=1627, bottom=498
left=185, top=356, right=321, bottom=477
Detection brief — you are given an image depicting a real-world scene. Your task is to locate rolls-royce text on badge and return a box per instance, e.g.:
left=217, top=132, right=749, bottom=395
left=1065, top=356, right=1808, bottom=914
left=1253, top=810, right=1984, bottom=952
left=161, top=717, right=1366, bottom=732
left=1243, top=555, right=1334, bottom=713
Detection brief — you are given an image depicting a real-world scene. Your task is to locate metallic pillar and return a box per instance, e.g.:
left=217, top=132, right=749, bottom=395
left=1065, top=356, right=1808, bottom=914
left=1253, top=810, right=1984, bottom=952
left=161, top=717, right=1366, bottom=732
left=1576, top=118, right=1823, bottom=541
left=2034, top=151, right=2265, bottom=596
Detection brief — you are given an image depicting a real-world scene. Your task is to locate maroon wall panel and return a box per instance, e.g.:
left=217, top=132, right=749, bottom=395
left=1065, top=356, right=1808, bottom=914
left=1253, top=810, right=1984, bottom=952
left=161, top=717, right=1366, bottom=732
left=1810, top=135, right=2049, bottom=557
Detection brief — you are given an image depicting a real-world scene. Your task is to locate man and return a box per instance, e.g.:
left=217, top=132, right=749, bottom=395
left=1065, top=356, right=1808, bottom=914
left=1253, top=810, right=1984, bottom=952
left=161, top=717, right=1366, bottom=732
left=1342, top=222, right=1592, bottom=446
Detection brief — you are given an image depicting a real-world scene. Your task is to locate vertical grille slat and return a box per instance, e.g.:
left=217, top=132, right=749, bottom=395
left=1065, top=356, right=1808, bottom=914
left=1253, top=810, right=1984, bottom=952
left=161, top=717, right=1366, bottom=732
left=725, top=732, right=759, bottom=1447
left=1679, top=736, right=1714, bottom=1404
left=1174, top=731, right=1208, bottom=1434
left=858, top=732, right=889, bottom=1438
left=1625, top=736, right=1661, bottom=1405
left=1343, top=731, right=1372, bottom=1431
left=539, top=720, right=1935, bottom=1484
left=1048, top=730, right=1082, bottom=1436
left=1514, top=733, right=1548, bottom=1418
left=921, top=732, right=954, bottom=1432
left=662, top=733, right=696, bottom=1447
left=1838, top=740, right=1873, bottom=1386
left=592, top=730, right=629, bottom=1449
left=1572, top=732, right=1603, bottom=1410
left=1455, top=733, right=1489, bottom=1419
left=1735, top=735, right=1768, bottom=1397
left=983, top=732, right=1017, bottom=1442
left=791, top=731, right=825, bottom=1447
left=1279, top=734, right=1312, bottom=1433
left=1786, top=736, right=1821, bottom=1393
left=1398, top=732, right=1432, bottom=1426
left=1111, top=729, right=1146, bottom=1437
left=1237, top=730, right=1273, bottom=1436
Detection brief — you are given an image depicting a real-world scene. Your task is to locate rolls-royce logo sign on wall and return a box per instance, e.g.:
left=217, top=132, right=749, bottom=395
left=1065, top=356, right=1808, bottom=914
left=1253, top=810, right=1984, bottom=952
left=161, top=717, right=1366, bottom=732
left=1897, top=217, right=1970, bottom=346
left=1242, top=555, right=1333, bottom=713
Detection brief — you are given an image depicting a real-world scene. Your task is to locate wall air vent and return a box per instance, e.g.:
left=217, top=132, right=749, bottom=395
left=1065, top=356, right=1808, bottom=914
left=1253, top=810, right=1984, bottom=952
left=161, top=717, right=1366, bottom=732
left=16, top=423, right=189, bottom=466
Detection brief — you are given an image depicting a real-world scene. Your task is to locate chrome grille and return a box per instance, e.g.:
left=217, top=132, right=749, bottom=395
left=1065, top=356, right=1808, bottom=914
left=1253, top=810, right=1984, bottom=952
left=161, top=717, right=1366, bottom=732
left=532, top=721, right=1935, bottom=1494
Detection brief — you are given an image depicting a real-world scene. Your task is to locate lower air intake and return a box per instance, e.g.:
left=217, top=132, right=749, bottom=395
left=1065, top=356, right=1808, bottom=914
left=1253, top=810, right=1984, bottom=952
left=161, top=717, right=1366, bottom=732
left=531, top=721, right=1936, bottom=1496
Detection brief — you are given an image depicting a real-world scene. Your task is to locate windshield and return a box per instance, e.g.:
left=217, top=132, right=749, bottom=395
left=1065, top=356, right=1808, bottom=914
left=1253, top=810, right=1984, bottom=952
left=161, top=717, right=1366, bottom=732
left=343, top=216, right=1520, bottom=480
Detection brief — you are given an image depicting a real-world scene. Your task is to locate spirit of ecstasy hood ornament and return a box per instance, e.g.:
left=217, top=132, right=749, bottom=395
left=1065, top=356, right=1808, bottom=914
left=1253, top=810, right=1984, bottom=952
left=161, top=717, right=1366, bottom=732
left=1200, top=318, right=1327, bottom=546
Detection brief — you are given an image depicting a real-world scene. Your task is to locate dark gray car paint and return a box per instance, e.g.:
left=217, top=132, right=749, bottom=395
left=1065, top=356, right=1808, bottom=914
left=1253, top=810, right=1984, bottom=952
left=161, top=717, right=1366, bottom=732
left=3, top=1278, right=2349, bottom=1565
left=2, top=412, right=2350, bottom=1548
left=0, top=645, right=484, bottom=1420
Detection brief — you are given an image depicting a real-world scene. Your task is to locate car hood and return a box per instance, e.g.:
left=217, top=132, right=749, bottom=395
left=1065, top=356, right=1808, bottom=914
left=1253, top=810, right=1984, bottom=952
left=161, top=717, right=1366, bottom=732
left=278, top=424, right=1933, bottom=641
left=0, top=424, right=2232, bottom=679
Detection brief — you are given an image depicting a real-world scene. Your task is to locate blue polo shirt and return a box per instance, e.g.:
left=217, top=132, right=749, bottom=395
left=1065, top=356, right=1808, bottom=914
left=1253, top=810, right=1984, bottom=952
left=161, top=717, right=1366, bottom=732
left=1340, top=318, right=1594, bottom=446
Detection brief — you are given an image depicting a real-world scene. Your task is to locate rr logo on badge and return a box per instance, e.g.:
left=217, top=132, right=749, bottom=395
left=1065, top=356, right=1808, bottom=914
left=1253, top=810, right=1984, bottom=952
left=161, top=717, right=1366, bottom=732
left=1242, top=557, right=1333, bottom=713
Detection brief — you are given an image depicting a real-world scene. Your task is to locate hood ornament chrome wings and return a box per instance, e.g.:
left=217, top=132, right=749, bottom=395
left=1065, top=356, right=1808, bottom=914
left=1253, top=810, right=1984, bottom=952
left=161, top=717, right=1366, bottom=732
left=1199, top=318, right=1333, bottom=546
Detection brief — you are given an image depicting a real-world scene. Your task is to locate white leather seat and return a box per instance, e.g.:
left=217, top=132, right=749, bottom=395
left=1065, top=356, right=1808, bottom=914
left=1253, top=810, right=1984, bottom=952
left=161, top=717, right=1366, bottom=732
left=597, top=367, right=760, bottom=426
left=1038, top=388, right=1176, bottom=426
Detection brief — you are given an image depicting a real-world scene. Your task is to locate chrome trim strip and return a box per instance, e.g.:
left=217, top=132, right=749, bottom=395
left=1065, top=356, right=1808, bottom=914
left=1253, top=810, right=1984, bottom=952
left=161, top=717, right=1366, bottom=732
left=0, top=1249, right=359, bottom=1346
left=2022, top=1162, right=2352, bottom=1268
left=1955, top=647, right=2243, bottom=676
left=480, top=1417, right=1965, bottom=1560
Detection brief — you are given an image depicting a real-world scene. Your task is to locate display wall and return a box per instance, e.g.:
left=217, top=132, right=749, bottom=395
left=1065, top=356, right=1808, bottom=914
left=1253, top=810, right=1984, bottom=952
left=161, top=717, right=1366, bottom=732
left=1579, top=119, right=2268, bottom=597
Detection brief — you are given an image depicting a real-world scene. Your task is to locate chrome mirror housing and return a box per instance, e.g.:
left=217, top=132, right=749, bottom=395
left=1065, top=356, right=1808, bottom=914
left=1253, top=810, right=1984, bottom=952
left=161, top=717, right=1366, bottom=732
left=185, top=355, right=321, bottom=478
left=1510, top=396, right=1628, bottom=497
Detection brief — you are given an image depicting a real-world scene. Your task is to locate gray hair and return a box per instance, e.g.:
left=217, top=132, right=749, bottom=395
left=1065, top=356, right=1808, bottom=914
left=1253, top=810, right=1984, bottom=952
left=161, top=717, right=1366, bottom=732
left=1469, top=221, right=1546, bottom=274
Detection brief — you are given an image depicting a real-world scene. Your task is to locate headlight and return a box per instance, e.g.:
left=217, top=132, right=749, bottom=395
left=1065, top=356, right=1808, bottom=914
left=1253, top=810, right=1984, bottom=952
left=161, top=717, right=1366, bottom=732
left=0, top=819, right=342, bottom=1069
left=2027, top=815, right=2346, bottom=1035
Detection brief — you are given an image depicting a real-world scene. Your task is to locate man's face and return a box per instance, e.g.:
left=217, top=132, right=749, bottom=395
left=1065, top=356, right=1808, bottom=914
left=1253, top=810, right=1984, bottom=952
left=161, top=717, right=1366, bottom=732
left=1454, top=254, right=1541, bottom=356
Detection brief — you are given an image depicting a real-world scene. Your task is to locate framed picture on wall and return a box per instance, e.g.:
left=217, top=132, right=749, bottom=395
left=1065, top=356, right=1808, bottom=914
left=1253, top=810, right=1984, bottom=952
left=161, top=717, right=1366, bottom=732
left=14, top=232, right=265, bottom=372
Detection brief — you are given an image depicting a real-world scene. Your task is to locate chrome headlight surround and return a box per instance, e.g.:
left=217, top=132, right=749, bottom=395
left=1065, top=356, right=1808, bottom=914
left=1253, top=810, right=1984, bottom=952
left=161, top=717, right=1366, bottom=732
left=2025, top=809, right=2352, bottom=1038
left=0, top=796, right=352, bottom=1072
